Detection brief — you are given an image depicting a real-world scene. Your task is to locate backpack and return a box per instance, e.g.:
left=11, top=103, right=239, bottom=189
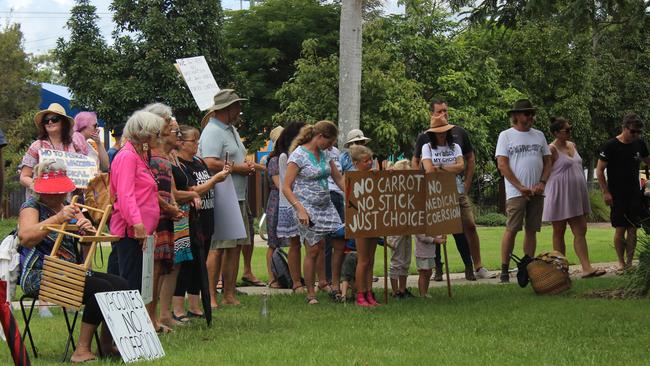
left=84, top=173, right=112, bottom=225
left=0, top=229, right=20, bottom=300
left=270, top=248, right=292, bottom=289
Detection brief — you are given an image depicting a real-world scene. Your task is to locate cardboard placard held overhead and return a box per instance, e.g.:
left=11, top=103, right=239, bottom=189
left=345, top=170, right=462, bottom=238
left=95, top=290, right=165, bottom=363
left=38, top=148, right=98, bottom=189
left=175, top=56, right=220, bottom=111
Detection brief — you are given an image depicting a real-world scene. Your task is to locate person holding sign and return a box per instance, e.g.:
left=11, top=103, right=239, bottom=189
left=495, top=99, right=552, bottom=283
left=420, top=114, right=476, bottom=281
left=348, top=145, right=381, bottom=306
left=19, top=103, right=85, bottom=194
left=110, top=111, right=165, bottom=292
left=17, top=160, right=128, bottom=363
left=282, top=121, right=346, bottom=305
left=199, top=89, right=265, bottom=306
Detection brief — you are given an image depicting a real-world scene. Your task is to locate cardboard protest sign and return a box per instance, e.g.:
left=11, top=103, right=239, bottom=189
left=345, top=170, right=462, bottom=238
left=38, top=148, right=98, bottom=189
left=95, top=290, right=165, bottom=363
left=176, top=56, right=220, bottom=111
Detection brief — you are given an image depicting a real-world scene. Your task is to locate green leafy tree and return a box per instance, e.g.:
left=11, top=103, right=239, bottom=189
left=0, top=24, right=39, bottom=196
left=58, top=0, right=232, bottom=129
left=30, top=50, right=63, bottom=84
left=224, top=0, right=340, bottom=148
left=0, top=23, right=39, bottom=123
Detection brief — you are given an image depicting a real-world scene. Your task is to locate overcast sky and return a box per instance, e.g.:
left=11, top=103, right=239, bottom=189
left=0, top=0, right=404, bottom=54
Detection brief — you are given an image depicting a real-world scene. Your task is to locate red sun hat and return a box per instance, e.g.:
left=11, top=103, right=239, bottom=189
left=33, top=170, right=76, bottom=194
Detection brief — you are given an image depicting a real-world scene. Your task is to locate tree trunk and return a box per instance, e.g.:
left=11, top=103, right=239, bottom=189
left=338, top=0, right=363, bottom=147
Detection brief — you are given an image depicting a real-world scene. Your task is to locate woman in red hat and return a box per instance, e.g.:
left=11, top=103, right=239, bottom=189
left=17, top=160, right=128, bottom=363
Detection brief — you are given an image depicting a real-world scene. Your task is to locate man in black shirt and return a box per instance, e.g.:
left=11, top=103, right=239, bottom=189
left=596, top=113, right=650, bottom=270
left=412, top=99, right=490, bottom=280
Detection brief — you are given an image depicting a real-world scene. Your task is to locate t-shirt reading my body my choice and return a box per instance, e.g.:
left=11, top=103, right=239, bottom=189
left=421, top=142, right=464, bottom=194
left=495, top=127, right=550, bottom=200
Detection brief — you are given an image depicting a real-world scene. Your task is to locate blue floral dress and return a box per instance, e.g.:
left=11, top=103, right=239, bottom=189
left=288, top=146, right=342, bottom=245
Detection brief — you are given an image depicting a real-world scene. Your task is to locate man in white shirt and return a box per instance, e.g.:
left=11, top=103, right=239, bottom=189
left=495, top=99, right=552, bottom=283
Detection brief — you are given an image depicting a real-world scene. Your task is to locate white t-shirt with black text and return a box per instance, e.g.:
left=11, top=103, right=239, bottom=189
left=421, top=142, right=464, bottom=194
left=495, top=127, right=550, bottom=199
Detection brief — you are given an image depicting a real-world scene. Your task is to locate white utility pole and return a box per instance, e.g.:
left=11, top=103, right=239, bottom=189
left=338, top=0, right=363, bottom=147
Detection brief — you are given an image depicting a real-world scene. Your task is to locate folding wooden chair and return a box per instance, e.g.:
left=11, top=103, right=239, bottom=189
left=36, top=195, right=119, bottom=360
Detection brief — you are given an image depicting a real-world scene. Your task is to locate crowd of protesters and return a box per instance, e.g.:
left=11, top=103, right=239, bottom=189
left=5, top=90, right=648, bottom=361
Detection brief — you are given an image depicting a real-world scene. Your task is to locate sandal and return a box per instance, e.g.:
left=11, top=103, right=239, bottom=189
left=172, top=313, right=191, bottom=323
left=187, top=311, right=204, bottom=318
left=306, top=296, right=319, bottom=305
left=241, top=277, right=266, bottom=287
left=582, top=269, right=607, bottom=278
left=329, top=289, right=344, bottom=303
left=317, top=283, right=332, bottom=293
left=155, top=324, right=173, bottom=334
left=292, top=285, right=307, bottom=294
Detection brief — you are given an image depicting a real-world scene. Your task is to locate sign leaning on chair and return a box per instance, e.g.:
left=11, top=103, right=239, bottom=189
left=95, top=290, right=165, bottom=363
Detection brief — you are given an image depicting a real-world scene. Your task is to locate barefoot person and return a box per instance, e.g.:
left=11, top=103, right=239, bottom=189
left=596, top=113, right=650, bottom=271
left=543, top=117, right=605, bottom=278
left=18, top=160, right=128, bottom=363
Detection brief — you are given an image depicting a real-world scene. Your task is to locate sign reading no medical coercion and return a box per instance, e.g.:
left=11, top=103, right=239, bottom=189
left=175, top=56, right=220, bottom=111
left=95, top=290, right=165, bottom=363
left=345, top=170, right=463, bottom=238
left=38, top=148, right=98, bottom=189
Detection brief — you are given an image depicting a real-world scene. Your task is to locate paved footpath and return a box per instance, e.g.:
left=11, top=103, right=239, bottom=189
left=82, top=235, right=625, bottom=298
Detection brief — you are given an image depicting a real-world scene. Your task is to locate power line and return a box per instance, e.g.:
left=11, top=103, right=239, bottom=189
left=0, top=10, right=112, bottom=15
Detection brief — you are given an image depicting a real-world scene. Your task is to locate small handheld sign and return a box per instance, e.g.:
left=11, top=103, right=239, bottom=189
left=95, top=290, right=165, bottom=363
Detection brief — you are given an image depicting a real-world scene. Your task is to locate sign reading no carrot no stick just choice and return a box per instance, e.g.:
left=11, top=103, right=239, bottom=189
left=344, top=171, right=463, bottom=238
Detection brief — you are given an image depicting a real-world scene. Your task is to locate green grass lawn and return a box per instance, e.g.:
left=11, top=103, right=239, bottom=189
left=1, top=277, right=648, bottom=365
left=0, top=218, right=625, bottom=279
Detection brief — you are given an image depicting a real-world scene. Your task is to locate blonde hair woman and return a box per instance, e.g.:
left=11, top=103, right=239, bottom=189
left=282, top=121, right=345, bottom=304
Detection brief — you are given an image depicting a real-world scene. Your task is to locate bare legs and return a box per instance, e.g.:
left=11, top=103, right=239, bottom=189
left=355, top=238, right=377, bottom=293
left=222, top=246, right=242, bottom=305
left=241, top=243, right=260, bottom=283
left=145, top=261, right=164, bottom=331
left=614, top=226, right=637, bottom=269
left=70, top=323, right=99, bottom=363
left=303, top=241, right=324, bottom=299
left=159, top=265, right=180, bottom=327
left=207, top=249, right=223, bottom=308
left=330, top=238, right=345, bottom=291
left=418, top=268, right=432, bottom=297
left=552, top=215, right=597, bottom=273
left=287, top=236, right=303, bottom=290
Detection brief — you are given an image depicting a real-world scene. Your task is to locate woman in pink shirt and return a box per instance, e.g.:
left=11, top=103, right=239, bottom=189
left=110, top=110, right=165, bottom=291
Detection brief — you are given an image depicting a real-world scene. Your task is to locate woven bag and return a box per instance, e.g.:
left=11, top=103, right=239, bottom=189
left=526, top=251, right=571, bottom=295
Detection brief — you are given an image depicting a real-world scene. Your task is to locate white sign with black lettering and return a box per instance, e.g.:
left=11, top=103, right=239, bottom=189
left=38, top=148, right=98, bottom=188
left=95, top=290, right=165, bottom=363
left=176, top=56, right=220, bottom=110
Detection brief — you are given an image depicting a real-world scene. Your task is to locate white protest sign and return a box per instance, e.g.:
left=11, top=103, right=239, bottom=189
left=212, top=176, right=247, bottom=241
left=95, top=290, right=165, bottom=363
left=141, top=235, right=155, bottom=305
left=38, top=148, right=97, bottom=189
left=176, top=56, right=220, bottom=110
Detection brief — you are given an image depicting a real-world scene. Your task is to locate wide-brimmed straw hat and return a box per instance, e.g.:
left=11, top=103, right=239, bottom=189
left=344, top=129, right=371, bottom=147
left=426, top=114, right=454, bottom=133
left=34, top=103, right=75, bottom=129
left=200, top=89, right=247, bottom=129
left=33, top=169, right=76, bottom=194
left=269, top=126, right=284, bottom=143
left=508, top=99, right=537, bottom=114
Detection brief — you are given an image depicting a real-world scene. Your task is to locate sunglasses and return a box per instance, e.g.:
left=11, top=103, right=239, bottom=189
left=629, top=128, right=643, bottom=135
left=42, top=115, right=63, bottom=125
left=523, top=111, right=536, bottom=117
left=560, top=127, right=572, bottom=133
left=170, top=129, right=182, bottom=137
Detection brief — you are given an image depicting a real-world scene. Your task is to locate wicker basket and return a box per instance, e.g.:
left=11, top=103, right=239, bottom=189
left=527, top=257, right=571, bottom=295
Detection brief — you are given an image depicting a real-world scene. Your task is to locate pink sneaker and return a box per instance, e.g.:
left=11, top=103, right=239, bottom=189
left=356, top=292, right=372, bottom=307
left=365, top=291, right=380, bottom=306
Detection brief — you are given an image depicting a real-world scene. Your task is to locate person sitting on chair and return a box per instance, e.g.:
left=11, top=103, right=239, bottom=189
left=17, top=160, right=128, bottom=363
